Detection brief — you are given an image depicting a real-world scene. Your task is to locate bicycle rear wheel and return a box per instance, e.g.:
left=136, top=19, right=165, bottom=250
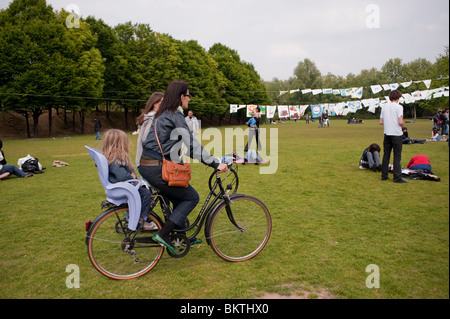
left=86, top=207, right=164, bottom=280
left=207, top=194, right=271, bottom=262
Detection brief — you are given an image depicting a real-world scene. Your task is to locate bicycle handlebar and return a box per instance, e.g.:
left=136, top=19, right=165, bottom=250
left=215, top=161, right=233, bottom=173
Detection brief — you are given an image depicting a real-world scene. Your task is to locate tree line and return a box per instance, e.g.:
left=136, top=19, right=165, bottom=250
left=265, top=50, right=449, bottom=120
left=0, top=0, right=270, bottom=137
left=1, top=0, right=448, bottom=138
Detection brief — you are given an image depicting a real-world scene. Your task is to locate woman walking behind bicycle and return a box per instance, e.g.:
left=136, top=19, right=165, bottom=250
left=135, top=92, right=164, bottom=168
left=139, top=80, right=228, bottom=254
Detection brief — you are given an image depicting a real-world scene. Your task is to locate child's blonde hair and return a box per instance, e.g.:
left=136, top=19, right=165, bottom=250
left=102, top=129, right=133, bottom=169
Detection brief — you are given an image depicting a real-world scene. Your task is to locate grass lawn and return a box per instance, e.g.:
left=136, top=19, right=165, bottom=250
left=0, top=119, right=448, bottom=299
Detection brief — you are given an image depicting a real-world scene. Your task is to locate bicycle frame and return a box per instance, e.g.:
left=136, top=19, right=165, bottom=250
left=152, top=168, right=233, bottom=241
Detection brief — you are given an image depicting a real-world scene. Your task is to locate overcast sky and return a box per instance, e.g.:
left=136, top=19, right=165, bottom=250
left=2, top=0, right=449, bottom=81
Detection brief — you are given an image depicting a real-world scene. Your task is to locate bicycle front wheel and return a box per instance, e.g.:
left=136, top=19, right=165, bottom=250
left=86, top=207, right=164, bottom=280
left=208, top=167, right=239, bottom=196
left=207, top=194, right=271, bottom=262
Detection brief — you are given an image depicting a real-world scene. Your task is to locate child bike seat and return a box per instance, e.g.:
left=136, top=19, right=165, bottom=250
left=85, top=146, right=141, bottom=231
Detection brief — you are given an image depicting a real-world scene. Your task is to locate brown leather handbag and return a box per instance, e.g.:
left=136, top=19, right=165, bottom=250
left=155, top=119, right=191, bottom=187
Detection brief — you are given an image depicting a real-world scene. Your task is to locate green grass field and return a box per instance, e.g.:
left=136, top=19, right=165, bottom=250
left=0, top=119, right=448, bottom=299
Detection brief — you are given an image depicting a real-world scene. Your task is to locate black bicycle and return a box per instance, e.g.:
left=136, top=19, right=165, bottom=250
left=85, top=163, right=271, bottom=280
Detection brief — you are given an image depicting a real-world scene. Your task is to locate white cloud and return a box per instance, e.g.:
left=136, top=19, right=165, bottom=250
left=269, top=43, right=309, bottom=59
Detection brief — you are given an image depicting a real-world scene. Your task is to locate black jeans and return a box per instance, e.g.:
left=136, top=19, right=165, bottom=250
left=381, top=135, right=403, bottom=181
left=139, top=165, right=199, bottom=228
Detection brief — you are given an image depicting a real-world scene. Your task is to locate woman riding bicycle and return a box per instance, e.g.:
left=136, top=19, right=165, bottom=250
left=139, top=80, right=228, bottom=254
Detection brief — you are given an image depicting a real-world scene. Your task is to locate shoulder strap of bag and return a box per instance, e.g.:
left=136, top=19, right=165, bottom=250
left=154, top=118, right=164, bottom=159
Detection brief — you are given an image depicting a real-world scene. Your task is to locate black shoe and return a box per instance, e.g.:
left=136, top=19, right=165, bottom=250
left=394, top=178, right=408, bottom=183
left=381, top=176, right=388, bottom=181
left=370, top=165, right=377, bottom=172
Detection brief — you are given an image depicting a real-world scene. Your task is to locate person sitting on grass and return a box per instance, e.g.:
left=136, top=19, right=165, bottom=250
left=430, top=128, right=441, bottom=141
left=0, top=139, right=33, bottom=181
left=360, top=143, right=382, bottom=172
left=402, top=127, right=426, bottom=144
left=407, top=155, right=432, bottom=173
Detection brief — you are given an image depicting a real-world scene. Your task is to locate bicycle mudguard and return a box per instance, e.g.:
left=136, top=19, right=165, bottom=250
left=204, top=193, right=247, bottom=246
left=147, top=209, right=164, bottom=229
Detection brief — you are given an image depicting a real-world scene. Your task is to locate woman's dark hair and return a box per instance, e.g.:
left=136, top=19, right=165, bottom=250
left=155, top=80, right=189, bottom=119
left=389, top=89, right=402, bottom=102
left=136, top=92, right=164, bottom=126
left=367, top=143, right=381, bottom=153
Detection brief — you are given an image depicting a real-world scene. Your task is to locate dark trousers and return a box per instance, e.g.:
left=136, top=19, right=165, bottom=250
left=381, top=135, right=403, bottom=181
left=138, top=187, right=152, bottom=220
left=139, top=165, right=199, bottom=228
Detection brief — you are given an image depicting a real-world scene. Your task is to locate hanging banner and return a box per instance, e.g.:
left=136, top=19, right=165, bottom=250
left=299, top=105, right=309, bottom=116
left=289, top=105, right=300, bottom=118
left=371, top=85, right=383, bottom=94
left=266, top=106, right=276, bottom=119
left=335, top=102, right=346, bottom=116
left=259, top=105, right=266, bottom=115
left=402, top=93, right=414, bottom=104
left=328, top=104, right=336, bottom=116
left=246, top=105, right=257, bottom=117
left=278, top=105, right=289, bottom=118
left=341, top=88, right=351, bottom=97
left=311, top=105, right=323, bottom=118
left=412, top=91, right=422, bottom=100
left=401, top=81, right=412, bottom=88
left=389, top=83, right=399, bottom=90
left=347, top=101, right=362, bottom=113
left=351, top=87, right=363, bottom=99
left=230, top=104, right=238, bottom=113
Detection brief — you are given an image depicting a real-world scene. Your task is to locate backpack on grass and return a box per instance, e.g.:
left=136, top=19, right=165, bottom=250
left=18, top=155, right=45, bottom=174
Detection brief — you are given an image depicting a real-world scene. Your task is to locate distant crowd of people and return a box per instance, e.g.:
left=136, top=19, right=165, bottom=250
left=429, top=109, right=449, bottom=141
left=359, top=89, right=447, bottom=184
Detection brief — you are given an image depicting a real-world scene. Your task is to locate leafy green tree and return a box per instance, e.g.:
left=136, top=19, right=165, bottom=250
left=0, top=0, right=104, bottom=137
left=414, top=47, right=449, bottom=115
left=209, top=43, right=270, bottom=123
left=175, top=39, right=227, bottom=119
left=58, top=11, right=105, bottom=134
left=265, top=58, right=323, bottom=108
left=0, top=0, right=66, bottom=137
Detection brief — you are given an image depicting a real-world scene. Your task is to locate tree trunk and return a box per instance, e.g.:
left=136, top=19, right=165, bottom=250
left=24, top=112, right=31, bottom=138
left=72, top=111, right=76, bottom=132
left=48, top=107, right=53, bottom=137
left=32, top=112, right=40, bottom=138
left=106, top=101, right=110, bottom=119
left=79, top=110, right=85, bottom=134
left=124, top=107, right=128, bottom=130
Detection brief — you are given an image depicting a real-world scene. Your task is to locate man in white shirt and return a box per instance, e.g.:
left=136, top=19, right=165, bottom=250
left=380, top=90, right=407, bottom=183
left=185, top=110, right=199, bottom=139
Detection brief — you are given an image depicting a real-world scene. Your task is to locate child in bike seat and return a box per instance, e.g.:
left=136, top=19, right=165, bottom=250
left=102, top=129, right=157, bottom=231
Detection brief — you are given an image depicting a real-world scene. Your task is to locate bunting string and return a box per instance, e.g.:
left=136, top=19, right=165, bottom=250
left=231, top=84, right=449, bottom=119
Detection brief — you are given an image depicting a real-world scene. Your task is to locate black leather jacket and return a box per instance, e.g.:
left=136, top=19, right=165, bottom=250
left=142, top=109, right=219, bottom=169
